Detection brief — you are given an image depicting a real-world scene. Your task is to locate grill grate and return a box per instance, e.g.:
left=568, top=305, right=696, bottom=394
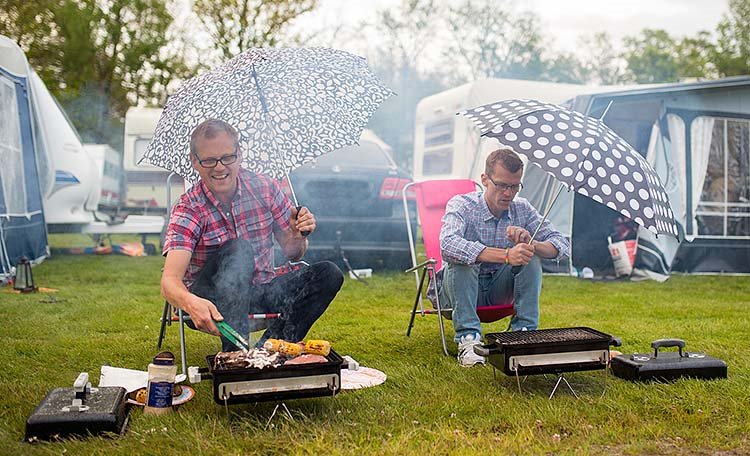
left=487, top=327, right=611, bottom=347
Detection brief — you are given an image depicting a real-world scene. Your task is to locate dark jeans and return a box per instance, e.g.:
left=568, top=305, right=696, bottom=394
left=189, top=238, right=344, bottom=351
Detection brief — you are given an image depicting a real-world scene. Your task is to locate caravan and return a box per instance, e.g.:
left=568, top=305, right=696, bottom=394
left=413, top=78, right=595, bottom=183
left=0, top=35, right=49, bottom=279
left=0, top=35, right=163, bottom=254
left=123, top=107, right=184, bottom=210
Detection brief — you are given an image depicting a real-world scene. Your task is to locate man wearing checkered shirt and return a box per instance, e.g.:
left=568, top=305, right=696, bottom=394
left=161, top=119, right=343, bottom=351
left=439, top=147, right=569, bottom=366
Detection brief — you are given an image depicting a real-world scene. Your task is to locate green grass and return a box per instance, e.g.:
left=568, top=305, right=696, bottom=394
left=1, top=247, right=749, bottom=455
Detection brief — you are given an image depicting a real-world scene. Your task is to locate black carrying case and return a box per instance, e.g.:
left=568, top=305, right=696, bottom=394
left=25, top=373, right=129, bottom=442
left=611, top=338, right=727, bottom=382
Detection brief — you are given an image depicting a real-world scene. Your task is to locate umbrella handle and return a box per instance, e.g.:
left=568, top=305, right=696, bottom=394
left=296, top=206, right=311, bottom=237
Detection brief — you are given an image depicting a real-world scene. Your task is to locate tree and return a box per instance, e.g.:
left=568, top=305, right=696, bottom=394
left=621, top=28, right=717, bottom=83
left=622, top=29, right=681, bottom=83
left=713, top=0, right=750, bottom=76
left=0, top=0, right=190, bottom=146
left=192, top=0, right=317, bottom=64
left=578, top=32, right=628, bottom=85
left=360, top=0, right=447, bottom=170
left=543, top=53, right=589, bottom=84
left=443, top=0, right=546, bottom=83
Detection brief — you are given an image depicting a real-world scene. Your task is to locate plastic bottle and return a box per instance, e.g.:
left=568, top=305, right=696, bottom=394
left=144, top=351, right=176, bottom=415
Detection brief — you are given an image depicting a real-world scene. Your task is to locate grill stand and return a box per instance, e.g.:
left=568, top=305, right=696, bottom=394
left=265, top=403, right=294, bottom=429
left=548, top=374, right=578, bottom=400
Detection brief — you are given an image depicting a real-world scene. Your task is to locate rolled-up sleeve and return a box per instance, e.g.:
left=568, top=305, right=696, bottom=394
left=440, top=197, right=486, bottom=265
left=524, top=204, right=569, bottom=261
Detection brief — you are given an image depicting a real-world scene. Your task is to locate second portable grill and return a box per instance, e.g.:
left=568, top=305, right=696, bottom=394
left=474, top=327, right=621, bottom=398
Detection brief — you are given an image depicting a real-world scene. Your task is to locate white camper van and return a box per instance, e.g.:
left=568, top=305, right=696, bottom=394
left=123, top=107, right=184, bottom=209
left=413, top=78, right=596, bottom=184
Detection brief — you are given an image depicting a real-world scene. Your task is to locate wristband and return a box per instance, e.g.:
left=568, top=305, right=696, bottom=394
left=504, top=248, right=510, bottom=265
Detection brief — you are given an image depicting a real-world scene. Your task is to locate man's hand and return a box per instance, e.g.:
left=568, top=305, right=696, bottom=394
left=291, top=206, right=316, bottom=237
left=184, top=295, right=223, bottom=336
left=508, top=243, right=535, bottom=266
left=507, top=225, right=531, bottom=245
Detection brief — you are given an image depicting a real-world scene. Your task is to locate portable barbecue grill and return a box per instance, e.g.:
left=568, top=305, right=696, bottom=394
left=475, top=327, right=621, bottom=398
left=191, top=350, right=344, bottom=405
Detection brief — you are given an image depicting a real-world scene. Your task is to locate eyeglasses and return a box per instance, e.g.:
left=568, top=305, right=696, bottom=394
left=487, top=175, right=523, bottom=193
left=193, top=152, right=239, bottom=168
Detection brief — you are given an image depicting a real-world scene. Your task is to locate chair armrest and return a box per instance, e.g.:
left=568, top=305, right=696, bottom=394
left=404, top=258, right=437, bottom=274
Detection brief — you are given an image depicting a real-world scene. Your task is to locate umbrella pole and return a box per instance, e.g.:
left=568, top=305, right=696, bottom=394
left=530, top=182, right=567, bottom=243
left=285, top=171, right=300, bottom=207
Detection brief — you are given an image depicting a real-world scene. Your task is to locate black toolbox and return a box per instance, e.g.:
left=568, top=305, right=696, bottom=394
left=611, top=338, right=727, bottom=382
left=25, top=373, right=129, bottom=442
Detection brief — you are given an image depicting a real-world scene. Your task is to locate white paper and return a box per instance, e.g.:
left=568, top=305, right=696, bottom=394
left=99, top=365, right=149, bottom=392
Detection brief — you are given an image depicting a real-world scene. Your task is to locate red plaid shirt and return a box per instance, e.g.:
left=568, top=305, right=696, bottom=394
left=163, top=168, right=292, bottom=287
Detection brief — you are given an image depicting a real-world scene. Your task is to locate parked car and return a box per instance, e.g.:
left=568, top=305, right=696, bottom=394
left=278, top=130, right=416, bottom=271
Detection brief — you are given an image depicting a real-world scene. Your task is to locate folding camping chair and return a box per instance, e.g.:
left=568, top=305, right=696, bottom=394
left=401, top=179, right=515, bottom=356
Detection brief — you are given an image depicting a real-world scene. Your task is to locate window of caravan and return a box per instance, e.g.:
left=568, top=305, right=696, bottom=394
left=0, top=75, right=25, bottom=215
left=695, top=116, right=750, bottom=238
left=423, top=119, right=453, bottom=175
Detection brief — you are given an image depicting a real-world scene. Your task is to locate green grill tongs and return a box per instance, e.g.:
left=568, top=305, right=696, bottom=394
left=215, top=320, right=249, bottom=352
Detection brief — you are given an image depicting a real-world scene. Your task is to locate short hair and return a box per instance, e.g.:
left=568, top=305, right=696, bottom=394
left=189, top=119, right=239, bottom=156
left=485, top=147, right=524, bottom=174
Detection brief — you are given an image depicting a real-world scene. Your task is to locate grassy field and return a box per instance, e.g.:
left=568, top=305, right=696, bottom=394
left=1, top=242, right=749, bottom=455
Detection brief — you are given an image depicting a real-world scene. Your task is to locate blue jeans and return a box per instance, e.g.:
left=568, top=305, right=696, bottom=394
left=438, top=256, right=542, bottom=342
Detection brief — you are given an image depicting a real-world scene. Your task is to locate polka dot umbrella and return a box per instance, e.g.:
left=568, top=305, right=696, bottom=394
left=138, top=47, right=393, bottom=206
left=460, top=99, right=679, bottom=238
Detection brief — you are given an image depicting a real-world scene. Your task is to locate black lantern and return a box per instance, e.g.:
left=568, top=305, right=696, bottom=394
left=13, top=256, right=37, bottom=293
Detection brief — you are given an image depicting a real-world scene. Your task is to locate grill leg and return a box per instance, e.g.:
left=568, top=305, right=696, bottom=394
left=549, top=373, right=579, bottom=400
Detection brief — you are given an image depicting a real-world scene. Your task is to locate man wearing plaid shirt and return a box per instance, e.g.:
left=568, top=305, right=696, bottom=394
left=439, top=148, right=569, bottom=366
left=161, top=119, right=343, bottom=351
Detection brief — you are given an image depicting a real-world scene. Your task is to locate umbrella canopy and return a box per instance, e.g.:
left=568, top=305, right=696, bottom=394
left=460, top=99, right=679, bottom=238
left=139, top=47, right=393, bottom=184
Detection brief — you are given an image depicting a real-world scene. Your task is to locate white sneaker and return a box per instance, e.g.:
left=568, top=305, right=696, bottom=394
left=457, top=333, right=486, bottom=367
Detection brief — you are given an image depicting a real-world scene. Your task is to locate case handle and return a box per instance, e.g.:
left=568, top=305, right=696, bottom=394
left=651, top=338, right=686, bottom=358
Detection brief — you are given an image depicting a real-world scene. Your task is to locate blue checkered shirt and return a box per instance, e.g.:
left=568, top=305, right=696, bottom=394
left=439, top=191, right=569, bottom=274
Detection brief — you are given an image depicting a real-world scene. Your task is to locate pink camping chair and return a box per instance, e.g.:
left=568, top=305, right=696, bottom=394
left=402, top=179, right=515, bottom=356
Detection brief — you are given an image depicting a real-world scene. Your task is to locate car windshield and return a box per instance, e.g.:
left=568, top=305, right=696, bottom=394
left=312, top=141, right=392, bottom=168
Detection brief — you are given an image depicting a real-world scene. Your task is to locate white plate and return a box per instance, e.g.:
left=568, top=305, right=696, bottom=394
left=341, top=367, right=386, bottom=390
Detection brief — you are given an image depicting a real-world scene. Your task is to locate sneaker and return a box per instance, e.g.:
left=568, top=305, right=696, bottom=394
left=457, top=333, right=486, bottom=367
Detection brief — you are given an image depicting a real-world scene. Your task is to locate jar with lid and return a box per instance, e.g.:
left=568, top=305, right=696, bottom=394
left=144, top=351, right=176, bottom=415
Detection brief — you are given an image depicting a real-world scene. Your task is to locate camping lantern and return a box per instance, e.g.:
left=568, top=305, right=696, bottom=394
left=13, top=256, right=37, bottom=293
